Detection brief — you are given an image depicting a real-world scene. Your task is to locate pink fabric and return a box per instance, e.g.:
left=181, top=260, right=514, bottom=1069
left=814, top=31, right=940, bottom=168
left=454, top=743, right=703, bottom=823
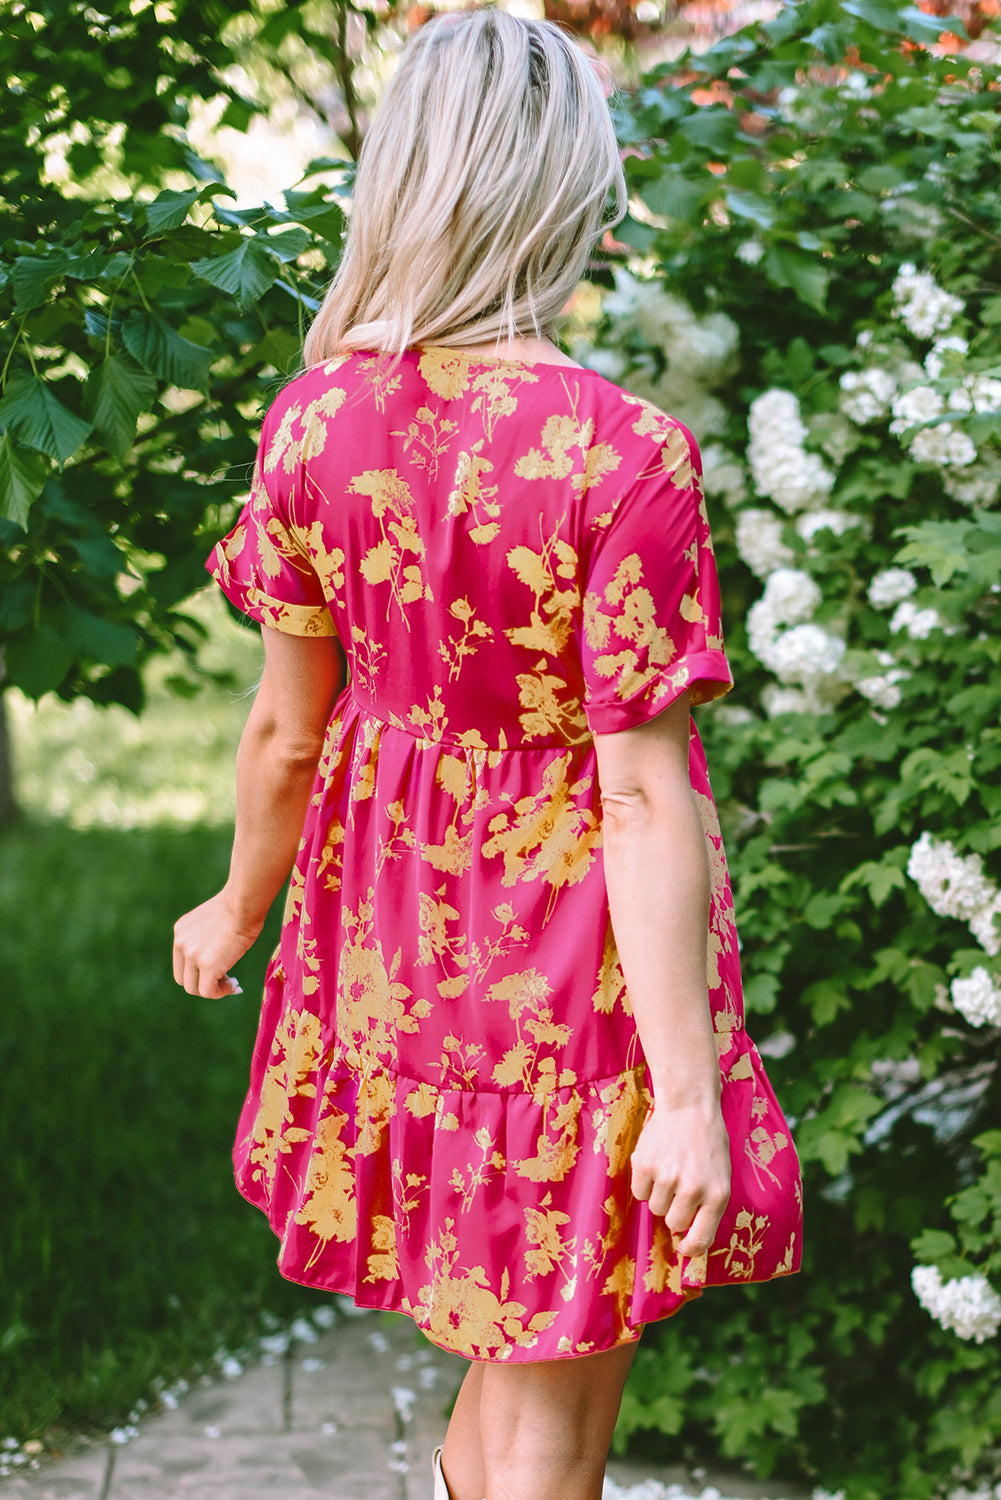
left=207, top=348, right=803, bottom=1362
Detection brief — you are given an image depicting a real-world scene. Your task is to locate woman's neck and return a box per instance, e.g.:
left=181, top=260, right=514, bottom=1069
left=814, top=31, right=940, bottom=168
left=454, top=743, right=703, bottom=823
left=454, top=335, right=584, bottom=370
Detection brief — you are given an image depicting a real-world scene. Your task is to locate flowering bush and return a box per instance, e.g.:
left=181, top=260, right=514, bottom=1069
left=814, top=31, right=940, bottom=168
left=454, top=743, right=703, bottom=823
left=598, top=3, right=1001, bottom=1495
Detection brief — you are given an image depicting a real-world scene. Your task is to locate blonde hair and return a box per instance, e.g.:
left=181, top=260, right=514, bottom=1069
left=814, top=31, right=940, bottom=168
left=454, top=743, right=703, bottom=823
left=303, top=8, right=626, bottom=363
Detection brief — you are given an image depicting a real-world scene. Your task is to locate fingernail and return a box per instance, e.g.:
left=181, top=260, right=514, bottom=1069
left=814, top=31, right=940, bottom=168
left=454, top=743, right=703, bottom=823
left=228, top=981, right=243, bottom=995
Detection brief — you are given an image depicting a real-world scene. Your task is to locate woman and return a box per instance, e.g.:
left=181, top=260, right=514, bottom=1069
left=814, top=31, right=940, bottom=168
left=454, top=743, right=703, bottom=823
left=173, top=11, right=803, bottom=1500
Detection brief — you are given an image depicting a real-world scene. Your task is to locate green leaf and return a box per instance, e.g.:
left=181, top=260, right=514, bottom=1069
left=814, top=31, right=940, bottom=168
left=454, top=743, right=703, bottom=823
left=803, top=979, right=850, bottom=1026
left=764, top=247, right=830, bottom=312
left=0, top=432, right=48, bottom=528
left=640, top=172, right=707, bottom=224
left=899, top=5, right=967, bottom=42
left=724, top=190, right=775, bottom=228
left=3, top=627, right=74, bottom=699
left=83, top=354, right=157, bottom=461
left=840, top=860, right=907, bottom=908
left=259, top=226, right=310, bottom=262
left=143, top=182, right=236, bottom=235
left=911, top=1228, right=959, bottom=1262
left=122, top=310, right=214, bottom=389
left=190, top=241, right=279, bottom=310
left=144, top=187, right=202, bottom=235
left=0, top=377, right=93, bottom=463
left=743, top=972, right=779, bottom=1013
left=678, top=107, right=738, bottom=155
left=842, top=1, right=904, bottom=31
left=59, top=606, right=139, bottom=667
left=12, top=252, right=70, bottom=312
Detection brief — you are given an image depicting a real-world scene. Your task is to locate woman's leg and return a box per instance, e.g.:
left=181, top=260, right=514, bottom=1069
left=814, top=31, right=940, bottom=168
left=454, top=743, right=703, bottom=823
left=440, top=1361, right=487, bottom=1500
left=441, top=1340, right=638, bottom=1500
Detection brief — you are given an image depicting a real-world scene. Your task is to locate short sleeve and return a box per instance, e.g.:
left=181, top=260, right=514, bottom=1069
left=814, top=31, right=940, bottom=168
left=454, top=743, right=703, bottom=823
left=580, top=417, right=732, bottom=734
left=205, top=388, right=336, bottom=639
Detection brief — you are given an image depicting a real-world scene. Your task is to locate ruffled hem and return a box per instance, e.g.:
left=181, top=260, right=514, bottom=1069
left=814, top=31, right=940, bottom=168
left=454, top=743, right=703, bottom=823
left=232, top=959, right=803, bottom=1364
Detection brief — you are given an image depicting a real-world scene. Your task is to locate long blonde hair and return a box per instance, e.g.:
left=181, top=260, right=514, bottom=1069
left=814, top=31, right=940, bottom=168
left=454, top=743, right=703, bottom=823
left=302, top=8, right=626, bottom=363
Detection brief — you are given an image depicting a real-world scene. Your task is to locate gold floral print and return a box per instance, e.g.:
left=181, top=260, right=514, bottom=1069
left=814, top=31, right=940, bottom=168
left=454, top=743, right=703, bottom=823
left=438, top=597, right=495, bottom=681
left=263, top=400, right=302, bottom=476
left=416, top=1221, right=559, bottom=1358
left=418, top=348, right=473, bottom=400
left=393, top=404, right=459, bottom=480
left=293, top=1102, right=356, bottom=1269
left=524, top=1193, right=578, bottom=1303
left=712, top=1208, right=770, bottom=1279
left=246, top=1002, right=327, bottom=1193
left=350, top=467, right=434, bottom=628
left=447, top=443, right=501, bottom=544
left=482, top=752, right=601, bottom=916
left=365, top=1214, right=400, bottom=1282
left=515, top=387, right=621, bottom=497
left=469, top=364, right=539, bottom=441
left=584, top=553, right=677, bottom=703
left=449, top=1126, right=506, bottom=1213
left=335, top=893, right=426, bottom=1067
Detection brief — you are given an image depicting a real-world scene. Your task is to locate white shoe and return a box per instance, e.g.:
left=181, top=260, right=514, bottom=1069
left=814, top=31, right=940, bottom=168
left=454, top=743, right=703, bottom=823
left=432, top=1445, right=451, bottom=1500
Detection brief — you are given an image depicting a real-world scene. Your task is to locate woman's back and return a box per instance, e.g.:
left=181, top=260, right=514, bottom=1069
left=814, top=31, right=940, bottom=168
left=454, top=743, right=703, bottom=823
left=213, top=347, right=729, bottom=749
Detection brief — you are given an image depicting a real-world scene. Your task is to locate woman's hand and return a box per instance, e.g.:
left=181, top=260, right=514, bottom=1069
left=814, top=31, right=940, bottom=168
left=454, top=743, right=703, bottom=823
left=630, top=1097, right=732, bottom=1258
left=172, top=890, right=263, bottom=999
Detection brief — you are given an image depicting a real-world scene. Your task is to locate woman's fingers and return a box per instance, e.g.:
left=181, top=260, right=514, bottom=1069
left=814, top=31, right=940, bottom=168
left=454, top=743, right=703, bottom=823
left=173, top=893, right=257, bottom=998
left=673, top=1202, right=723, bottom=1258
left=630, top=1105, right=731, bottom=1255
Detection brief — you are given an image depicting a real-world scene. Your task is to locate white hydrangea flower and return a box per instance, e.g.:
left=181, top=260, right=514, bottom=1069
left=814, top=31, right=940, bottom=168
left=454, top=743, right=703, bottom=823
left=909, top=424, right=977, bottom=468
left=760, top=567, right=822, bottom=625
left=889, top=599, right=942, bottom=639
left=972, top=375, right=1001, bottom=413
left=943, top=458, right=1001, bottom=507
left=924, top=335, right=969, bottom=380
left=855, top=671, right=907, bottom=710
left=868, top=568, right=917, bottom=610
left=970, top=898, right=1001, bottom=955
left=747, top=389, right=835, bottom=514
left=839, top=367, right=897, bottom=424
left=890, top=384, right=944, bottom=433
left=762, top=623, right=846, bottom=683
left=892, top=262, right=965, bottom=340
left=734, top=507, right=794, bottom=578
left=747, top=598, right=780, bottom=662
left=736, top=239, right=765, bottom=265
left=796, top=508, right=866, bottom=543
left=911, top=1264, right=1001, bottom=1343
left=761, top=685, right=812, bottom=717
left=907, top=833, right=1001, bottom=955
left=950, top=967, right=1001, bottom=1027
left=610, top=273, right=739, bottom=386
left=948, top=385, right=974, bottom=414
left=701, top=443, right=747, bottom=504
left=581, top=347, right=627, bottom=382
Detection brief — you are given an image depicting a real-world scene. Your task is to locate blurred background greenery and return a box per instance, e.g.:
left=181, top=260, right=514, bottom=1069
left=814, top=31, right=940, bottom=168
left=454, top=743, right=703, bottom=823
left=0, top=598, right=341, bottom=1443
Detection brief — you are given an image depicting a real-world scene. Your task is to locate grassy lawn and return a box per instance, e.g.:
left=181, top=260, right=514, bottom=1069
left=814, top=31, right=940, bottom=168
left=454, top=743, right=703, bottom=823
left=0, top=597, right=335, bottom=1443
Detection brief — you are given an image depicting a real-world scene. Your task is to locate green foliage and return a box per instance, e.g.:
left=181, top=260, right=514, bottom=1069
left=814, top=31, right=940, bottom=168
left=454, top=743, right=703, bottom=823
left=0, top=0, right=351, bottom=711
left=602, top=2, right=1001, bottom=1495
left=0, top=817, right=332, bottom=1440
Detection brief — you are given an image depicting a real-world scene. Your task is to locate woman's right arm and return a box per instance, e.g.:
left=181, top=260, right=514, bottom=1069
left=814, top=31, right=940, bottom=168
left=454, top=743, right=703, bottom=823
left=593, top=690, right=731, bottom=1260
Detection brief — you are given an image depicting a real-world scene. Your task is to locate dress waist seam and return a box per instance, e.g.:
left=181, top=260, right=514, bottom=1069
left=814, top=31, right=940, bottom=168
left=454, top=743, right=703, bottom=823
left=338, top=689, right=593, bottom=754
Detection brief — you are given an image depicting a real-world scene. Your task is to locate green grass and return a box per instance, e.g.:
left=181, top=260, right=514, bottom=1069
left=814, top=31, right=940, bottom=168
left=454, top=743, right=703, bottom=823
left=0, top=821, right=332, bottom=1442
left=0, top=595, right=332, bottom=1443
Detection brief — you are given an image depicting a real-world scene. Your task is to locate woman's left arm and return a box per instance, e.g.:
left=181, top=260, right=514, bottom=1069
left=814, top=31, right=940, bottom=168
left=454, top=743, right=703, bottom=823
left=172, top=624, right=347, bottom=998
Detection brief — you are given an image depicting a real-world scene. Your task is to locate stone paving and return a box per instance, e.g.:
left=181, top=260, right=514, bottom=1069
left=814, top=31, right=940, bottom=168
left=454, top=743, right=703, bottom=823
left=0, top=1310, right=812, bottom=1500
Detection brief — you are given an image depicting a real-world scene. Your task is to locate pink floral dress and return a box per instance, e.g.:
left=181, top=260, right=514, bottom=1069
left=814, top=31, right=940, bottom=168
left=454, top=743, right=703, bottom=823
left=206, top=347, right=803, bottom=1363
